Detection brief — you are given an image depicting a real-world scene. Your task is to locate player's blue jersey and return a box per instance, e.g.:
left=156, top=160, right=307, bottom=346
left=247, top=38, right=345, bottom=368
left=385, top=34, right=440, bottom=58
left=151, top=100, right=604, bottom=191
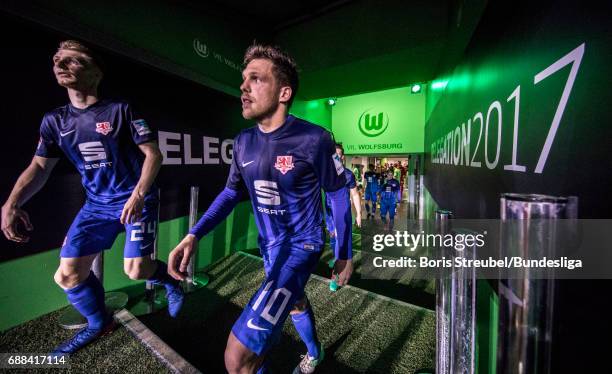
left=324, top=168, right=356, bottom=215
left=226, top=115, right=346, bottom=250
left=364, top=171, right=379, bottom=192
left=380, top=178, right=400, bottom=202
left=35, top=99, right=157, bottom=207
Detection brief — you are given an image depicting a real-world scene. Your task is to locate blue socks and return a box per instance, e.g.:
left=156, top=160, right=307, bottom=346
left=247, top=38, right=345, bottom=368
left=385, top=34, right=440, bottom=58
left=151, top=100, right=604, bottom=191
left=148, top=260, right=180, bottom=292
left=148, top=260, right=184, bottom=317
left=64, top=272, right=107, bottom=330
left=291, top=307, right=321, bottom=359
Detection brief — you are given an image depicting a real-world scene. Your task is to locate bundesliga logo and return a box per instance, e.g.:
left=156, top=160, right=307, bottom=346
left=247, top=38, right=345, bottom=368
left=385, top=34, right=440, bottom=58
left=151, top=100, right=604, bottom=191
left=95, top=122, right=113, bottom=135
left=274, top=155, right=294, bottom=175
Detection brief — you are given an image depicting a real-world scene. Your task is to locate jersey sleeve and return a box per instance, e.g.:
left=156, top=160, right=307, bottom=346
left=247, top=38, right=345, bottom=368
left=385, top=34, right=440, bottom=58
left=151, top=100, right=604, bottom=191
left=345, top=169, right=357, bottom=189
left=225, top=134, right=246, bottom=193
left=311, top=131, right=345, bottom=192
left=126, top=103, right=157, bottom=145
left=35, top=115, right=62, bottom=158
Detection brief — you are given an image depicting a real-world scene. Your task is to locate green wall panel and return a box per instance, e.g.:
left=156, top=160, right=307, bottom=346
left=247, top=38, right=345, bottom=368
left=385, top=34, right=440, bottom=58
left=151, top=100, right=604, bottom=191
left=290, top=99, right=332, bottom=130
left=331, top=87, right=425, bottom=154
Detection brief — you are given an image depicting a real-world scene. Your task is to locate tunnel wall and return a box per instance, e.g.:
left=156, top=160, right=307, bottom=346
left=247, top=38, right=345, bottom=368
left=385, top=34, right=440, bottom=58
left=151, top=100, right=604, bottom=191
left=424, top=1, right=612, bottom=372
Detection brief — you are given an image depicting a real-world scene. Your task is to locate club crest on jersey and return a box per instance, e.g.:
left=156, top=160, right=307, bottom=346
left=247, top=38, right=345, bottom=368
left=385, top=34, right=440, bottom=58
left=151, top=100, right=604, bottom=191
left=274, top=155, right=294, bottom=175
left=95, top=122, right=113, bottom=135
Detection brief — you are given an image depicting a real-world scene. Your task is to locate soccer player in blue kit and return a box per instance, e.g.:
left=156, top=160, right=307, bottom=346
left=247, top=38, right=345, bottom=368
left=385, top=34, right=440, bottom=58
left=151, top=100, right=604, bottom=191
left=363, top=164, right=380, bottom=219
left=379, top=171, right=401, bottom=230
left=0, top=40, right=183, bottom=355
left=167, top=45, right=353, bottom=374
left=325, top=143, right=362, bottom=254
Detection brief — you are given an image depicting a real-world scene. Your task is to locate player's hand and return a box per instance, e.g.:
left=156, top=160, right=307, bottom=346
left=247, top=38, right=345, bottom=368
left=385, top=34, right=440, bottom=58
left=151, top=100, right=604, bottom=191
left=354, top=213, right=362, bottom=228
left=1, top=203, right=33, bottom=243
left=121, top=190, right=145, bottom=224
left=168, top=234, right=197, bottom=281
left=333, top=259, right=353, bottom=286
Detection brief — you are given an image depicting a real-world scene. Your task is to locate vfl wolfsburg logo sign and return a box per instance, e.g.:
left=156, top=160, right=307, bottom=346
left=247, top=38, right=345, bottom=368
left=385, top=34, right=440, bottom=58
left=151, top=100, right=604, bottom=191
left=358, top=109, right=389, bottom=137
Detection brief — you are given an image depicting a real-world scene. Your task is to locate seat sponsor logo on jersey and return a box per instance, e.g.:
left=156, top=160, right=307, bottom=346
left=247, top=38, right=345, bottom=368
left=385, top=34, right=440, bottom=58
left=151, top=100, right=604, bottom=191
left=95, top=122, right=113, bottom=135
left=79, top=142, right=112, bottom=169
left=274, top=155, right=294, bottom=175
left=79, top=141, right=106, bottom=161
left=132, top=119, right=152, bottom=136
left=254, top=180, right=281, bottom=205
left=254, top=180, right=286, bottom=215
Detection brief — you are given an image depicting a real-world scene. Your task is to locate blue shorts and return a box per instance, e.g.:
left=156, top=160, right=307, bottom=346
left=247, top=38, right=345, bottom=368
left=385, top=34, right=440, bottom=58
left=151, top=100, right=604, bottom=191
left=232, top=243, right=322, bottom=355
left=380, top=200, right=397, bottom=218
left=60, top=202, right=158, bottom=258
left=365, top=188, right=378, bottom=202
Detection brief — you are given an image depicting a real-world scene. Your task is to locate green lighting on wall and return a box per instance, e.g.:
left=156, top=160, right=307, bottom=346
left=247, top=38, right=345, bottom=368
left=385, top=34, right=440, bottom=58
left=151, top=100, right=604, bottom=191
left=431, top=80, right=448, bottom=90
left=306, top=100, right=321, bottom=109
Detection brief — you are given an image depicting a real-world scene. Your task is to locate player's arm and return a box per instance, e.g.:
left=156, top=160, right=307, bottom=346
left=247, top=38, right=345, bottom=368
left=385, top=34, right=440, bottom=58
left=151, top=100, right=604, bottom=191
left=350, top=186, right=362, bottom=228
left=167, top=187, right=244, bottom=281
left=313, top=132, right=353, bottom=285
left=2, top=156, right=59, bottom=242
left=326, top=187, right=353, bottom=285
left=346, top=171, right=361, bottom=228
left=121, top=141, right=163, bottom=224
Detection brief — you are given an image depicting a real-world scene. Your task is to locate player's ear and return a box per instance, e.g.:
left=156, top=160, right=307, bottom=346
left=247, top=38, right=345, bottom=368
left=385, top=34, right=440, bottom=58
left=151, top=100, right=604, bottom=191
left=279, top=86, right=292, bottom=104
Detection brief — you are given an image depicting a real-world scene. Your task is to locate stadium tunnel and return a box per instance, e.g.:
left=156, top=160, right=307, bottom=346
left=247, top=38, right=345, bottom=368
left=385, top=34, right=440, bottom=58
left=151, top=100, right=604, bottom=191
left=1, top=1, right=611, bottom=373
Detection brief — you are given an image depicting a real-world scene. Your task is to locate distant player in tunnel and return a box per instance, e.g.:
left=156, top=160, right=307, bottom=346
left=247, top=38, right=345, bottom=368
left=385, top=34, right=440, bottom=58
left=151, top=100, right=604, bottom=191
left=363, top=163, right=380, bottom=218
left=325, top=143, right=361, bottom=260
left=0, top=40, right=183, bottom=356
left=379, top=170, right=401, bottom=230
left=167, top=44, right=353, bottom=374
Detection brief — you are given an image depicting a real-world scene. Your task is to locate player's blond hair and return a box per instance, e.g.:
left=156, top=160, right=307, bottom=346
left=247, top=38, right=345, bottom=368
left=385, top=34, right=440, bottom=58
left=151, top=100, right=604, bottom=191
left=58, top=40, right=104, bottom=72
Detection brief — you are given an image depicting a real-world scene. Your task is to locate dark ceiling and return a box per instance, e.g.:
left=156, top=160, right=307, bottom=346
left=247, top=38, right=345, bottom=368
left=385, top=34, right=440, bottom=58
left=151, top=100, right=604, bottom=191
left=185, top=0, right=482, bottom=100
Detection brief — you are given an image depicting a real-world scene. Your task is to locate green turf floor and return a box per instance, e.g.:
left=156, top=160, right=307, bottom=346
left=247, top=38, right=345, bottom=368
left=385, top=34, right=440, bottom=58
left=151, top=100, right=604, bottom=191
left=0, top=308, right=169, bottom=373
left=139, top=252, right=436, bottom=373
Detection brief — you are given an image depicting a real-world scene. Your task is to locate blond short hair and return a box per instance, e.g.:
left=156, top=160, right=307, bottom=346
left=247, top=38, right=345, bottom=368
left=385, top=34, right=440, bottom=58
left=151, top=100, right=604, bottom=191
left=58, top=40, right=104, bottom=72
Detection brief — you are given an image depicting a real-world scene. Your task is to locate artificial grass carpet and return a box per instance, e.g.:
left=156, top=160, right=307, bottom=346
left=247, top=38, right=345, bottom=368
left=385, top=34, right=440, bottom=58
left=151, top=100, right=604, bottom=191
left=0, top=308, right=169, bottom=373
left=140, top=252, right=435, bottom=373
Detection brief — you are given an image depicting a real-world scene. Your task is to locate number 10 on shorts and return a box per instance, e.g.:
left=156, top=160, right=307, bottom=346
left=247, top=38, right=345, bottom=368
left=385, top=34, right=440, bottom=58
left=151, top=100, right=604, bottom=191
left=252, top=280, right=292, bottom=325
